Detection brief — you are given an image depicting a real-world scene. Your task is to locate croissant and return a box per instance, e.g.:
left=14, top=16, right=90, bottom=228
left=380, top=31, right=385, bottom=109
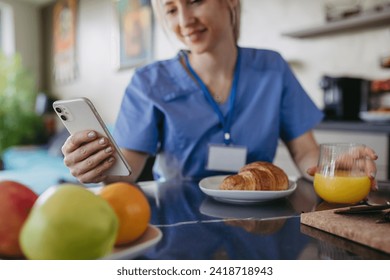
left=219, top=161, right=289, bottom=191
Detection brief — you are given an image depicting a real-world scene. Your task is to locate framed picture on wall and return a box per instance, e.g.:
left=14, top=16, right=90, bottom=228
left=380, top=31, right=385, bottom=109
left=52, top=0, right=78, bottom=83
left=115, top=0, right=153, bottom=69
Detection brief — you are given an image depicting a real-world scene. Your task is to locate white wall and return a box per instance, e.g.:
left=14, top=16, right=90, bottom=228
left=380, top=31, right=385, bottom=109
left=153, top=0, right=390, bottom=108
left=1, top=0, right=41, bottom=88
left=46, top=0, right=389, bottom=123
left=46, top=0, right=133, bottom=124
left=0, top=2, right=15, bottom=55
left=239, top=0, right=390, bottom=108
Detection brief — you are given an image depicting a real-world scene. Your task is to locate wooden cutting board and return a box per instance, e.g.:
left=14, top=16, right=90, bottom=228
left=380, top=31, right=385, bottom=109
left=301, top=209, right=390, bottom=254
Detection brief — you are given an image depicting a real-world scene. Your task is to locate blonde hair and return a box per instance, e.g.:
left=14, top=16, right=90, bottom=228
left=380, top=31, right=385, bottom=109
left=151, top=0, right=241, bottom=42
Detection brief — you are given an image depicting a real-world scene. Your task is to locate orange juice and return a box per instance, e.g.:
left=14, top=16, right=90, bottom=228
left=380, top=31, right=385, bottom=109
left=313, top=173, right=370, bottom=204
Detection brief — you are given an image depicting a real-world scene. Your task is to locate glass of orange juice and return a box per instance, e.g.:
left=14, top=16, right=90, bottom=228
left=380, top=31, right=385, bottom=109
left=313, top=143, right=371, bottom=204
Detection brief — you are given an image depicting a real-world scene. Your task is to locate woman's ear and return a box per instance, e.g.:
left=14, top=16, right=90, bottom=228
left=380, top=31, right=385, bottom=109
left=225, top=0, right=239, bottom=29
left=226, top=0, right=239, bottom=9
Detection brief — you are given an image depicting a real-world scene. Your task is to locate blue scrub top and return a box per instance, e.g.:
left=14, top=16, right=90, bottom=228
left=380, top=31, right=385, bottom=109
left=114, top=47, right=324, bottom=181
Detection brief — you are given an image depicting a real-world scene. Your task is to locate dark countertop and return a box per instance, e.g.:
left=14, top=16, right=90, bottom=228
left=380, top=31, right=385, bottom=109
left=134, top=178, right=390, bottom=260
left=317, top=120, right=390, bottom=134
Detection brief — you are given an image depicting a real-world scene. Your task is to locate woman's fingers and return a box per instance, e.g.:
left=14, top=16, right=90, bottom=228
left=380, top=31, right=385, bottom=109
left=365, top=158, right=378, bottom=191
left=361, top=146, right=378, bottom=190
left=363, top=146, right=378, bottom=160
left=62, top=130, right=98, bottom=154
left=307, top=145, right=378, bottom=182
left=75, top=157, right=116, bottom=184
left=64, top=137, right=111, bottom=165
left=306, top=166, right=317, bottom=176
left=69, top=147, right=115, bottom=176
left=61, top=130, right=115, bottom=183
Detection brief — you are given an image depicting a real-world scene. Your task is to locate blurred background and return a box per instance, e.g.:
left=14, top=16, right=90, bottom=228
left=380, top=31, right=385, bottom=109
left=0, top=0, right=389, bottom=186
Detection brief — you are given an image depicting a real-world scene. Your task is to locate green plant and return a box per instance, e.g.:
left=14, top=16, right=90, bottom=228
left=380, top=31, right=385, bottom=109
left=0, top=52, right=46, bottom=156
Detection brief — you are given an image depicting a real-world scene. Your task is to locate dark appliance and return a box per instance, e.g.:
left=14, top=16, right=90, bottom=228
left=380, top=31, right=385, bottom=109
left=320, top=75, right=371, bottom=120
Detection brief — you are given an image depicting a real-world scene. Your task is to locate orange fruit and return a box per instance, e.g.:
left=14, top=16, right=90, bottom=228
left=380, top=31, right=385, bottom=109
left=99, top=182, right=151, bottom=246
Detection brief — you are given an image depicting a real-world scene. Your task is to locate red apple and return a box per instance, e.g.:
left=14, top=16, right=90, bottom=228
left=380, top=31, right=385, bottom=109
left=0, top=180, right=38, bottom=258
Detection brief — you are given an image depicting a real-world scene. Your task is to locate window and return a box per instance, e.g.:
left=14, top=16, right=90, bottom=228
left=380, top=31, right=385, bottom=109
left=0, top=2, right=14, bottom=55
left=0, top=9, right=3, bottom=49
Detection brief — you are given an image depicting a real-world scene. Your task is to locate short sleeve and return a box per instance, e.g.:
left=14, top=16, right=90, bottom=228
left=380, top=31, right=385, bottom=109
left=113, top=70, right=162, bottom=155
left=279, top=58, right=324, bottom=142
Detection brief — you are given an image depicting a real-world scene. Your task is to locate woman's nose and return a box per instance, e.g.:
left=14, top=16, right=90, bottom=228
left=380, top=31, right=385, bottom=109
left=178, top=7, right=195, bottom=27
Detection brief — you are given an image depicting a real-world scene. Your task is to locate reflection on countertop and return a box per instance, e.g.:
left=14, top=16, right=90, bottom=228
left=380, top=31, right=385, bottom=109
left=135, top=177, right=390, bottom=260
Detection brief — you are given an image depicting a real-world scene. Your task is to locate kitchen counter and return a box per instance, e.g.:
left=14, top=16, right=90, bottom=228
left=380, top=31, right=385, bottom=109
left=317, top=120, right=390, bottom=134
left=274, top=120, right=390, bottom=180
left=316, top=120, right=390, bottom=179
left=133, top=177, right=390, bottom=260
left=4, top=177, right=388, bottom=261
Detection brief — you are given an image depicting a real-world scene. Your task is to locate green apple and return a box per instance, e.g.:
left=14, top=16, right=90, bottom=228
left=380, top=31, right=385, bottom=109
left=19, top=184, right=118, bottom=260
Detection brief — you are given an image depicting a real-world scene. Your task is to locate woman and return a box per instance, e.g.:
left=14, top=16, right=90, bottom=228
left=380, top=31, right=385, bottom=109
left=61, top=0, right=378, bottom=187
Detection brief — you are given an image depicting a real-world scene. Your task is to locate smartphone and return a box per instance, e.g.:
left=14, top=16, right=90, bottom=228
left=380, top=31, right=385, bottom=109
left=52, top=97, right=132, bottom=176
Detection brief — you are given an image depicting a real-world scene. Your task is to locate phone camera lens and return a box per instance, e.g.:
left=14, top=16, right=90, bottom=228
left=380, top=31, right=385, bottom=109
left=55, top=107, right=62, bottom=113
left=60, top=115, right=67, bottom=121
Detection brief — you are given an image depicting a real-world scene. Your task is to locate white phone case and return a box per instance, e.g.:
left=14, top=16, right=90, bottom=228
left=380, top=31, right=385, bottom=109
left=53, top=97, right=132, bottom=176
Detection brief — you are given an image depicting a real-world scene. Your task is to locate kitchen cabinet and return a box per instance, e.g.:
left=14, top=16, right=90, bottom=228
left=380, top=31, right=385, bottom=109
left=274, top=122, right=389, bottom=180
left=282, top=8, right=390, bottom=38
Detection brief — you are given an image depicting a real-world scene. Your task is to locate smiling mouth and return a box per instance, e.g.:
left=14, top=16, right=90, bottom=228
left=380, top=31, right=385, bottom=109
left=184, top=29, right=207, bottom=42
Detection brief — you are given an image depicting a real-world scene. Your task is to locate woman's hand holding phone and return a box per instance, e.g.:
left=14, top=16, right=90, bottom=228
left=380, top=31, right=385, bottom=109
left=53, top=98, right=132, bottom=184
left=62, top=130, right=117, bottom=184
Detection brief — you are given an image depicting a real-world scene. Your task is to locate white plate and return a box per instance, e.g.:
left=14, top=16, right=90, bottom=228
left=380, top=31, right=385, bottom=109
left=102, top=225, right=162, bottom=260
left=359, top=111, right=390, bottom=122
left=199, top=175, right=297, bottom=204
left=200, top=198, right=296, bottom=219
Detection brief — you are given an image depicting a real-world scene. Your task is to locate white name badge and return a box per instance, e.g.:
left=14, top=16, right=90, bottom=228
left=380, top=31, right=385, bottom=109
left=206, top=144, right=247, bottom=172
